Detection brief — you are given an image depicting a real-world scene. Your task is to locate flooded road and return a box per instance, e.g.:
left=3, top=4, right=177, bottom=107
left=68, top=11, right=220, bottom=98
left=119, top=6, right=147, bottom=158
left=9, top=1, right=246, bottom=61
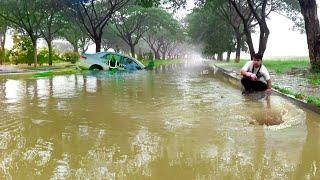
left=0, top=62, right=319, bottom=179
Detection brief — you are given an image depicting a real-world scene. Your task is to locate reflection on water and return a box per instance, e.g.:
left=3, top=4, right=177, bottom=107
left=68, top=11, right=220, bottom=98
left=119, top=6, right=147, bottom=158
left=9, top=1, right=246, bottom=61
left=0, top=62, right=319, bottom=179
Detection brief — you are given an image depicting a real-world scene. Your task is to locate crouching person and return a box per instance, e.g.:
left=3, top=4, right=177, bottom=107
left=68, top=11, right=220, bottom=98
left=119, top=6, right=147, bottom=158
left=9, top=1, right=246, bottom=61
left=240, top=53, right=272, bottom=93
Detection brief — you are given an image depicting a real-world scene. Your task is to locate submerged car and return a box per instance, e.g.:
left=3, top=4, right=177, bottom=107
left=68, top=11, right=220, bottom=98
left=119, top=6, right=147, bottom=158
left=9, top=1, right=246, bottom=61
left=77, top=52, right=145, bottom=71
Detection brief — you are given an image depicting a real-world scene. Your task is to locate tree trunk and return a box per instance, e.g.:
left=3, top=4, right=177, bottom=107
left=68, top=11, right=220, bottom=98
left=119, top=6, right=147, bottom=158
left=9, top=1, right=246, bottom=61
left=212, top=54, right=216, bottom=60
left=227, top=50, right=231, bottom=62
left=95, top=38, right=101, bottom=52
left=0, top=26, right=6, bottom=65
left=243, top=21, right=255, bottom=59
left=68, top=38, right=79, bottom=53
left=31, top=38, right=38, bottom=67
left=155, top=51, right=160, bottom=59
left=257, top=25, right=269, bottom=57
left=299, top=0, right=320, bottom=72
left=217, top=53, right=223, bottom=61
left=234, top=29, right=241, bottom=63
left=139, top=48, right=142, bottom=55
left=129, top=44, right=135, bottom=58
left=73, top=41, right=79, bottom=54
left=229, top=1, right=255, bottom=58
left=115, top=45, right=120, bottom=53
left=48, top=42, right=53, bottom=66
left=247, top=0, right=270, bottom=57
left=162, top=51, right=166, bottom=60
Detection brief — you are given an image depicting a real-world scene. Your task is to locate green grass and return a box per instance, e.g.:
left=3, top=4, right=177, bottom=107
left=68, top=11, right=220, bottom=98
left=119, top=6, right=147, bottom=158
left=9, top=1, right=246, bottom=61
left=306, top=96, right=320, bottom=107
left=307, top=73, right=320, bottom=85
left=216, top=58, right=310, bottom=74
left=273, top=84, right=320, bottom=107
left=0, top=67, right=80, bottom=79
left=51, top=68, right=79, bottom=75
left=18, top=62, right=75, bottom=71
left=263, top=58, right=309, bottom=73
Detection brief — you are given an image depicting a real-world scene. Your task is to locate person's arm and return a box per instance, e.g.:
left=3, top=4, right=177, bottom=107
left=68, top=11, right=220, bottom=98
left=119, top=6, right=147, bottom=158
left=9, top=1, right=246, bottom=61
left=263, top=66, right=272, bottom=92
left=240, top=69, right=253, bottom=77
left=240, top=61, right=257, bottom=80
left=266, top=79, right=272, bottom=92
left=240, top=69, right=257, bottom=80
left=240, top=69, right=249, bottom=76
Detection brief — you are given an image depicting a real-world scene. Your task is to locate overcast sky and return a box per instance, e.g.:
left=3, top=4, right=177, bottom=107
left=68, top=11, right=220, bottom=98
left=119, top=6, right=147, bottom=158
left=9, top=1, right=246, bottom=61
left=178, top=0, right=320, bottom=58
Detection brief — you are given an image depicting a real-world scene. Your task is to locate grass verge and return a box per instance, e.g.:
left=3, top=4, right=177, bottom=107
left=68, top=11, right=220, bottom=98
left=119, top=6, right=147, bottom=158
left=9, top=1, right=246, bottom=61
left=273, top=84, right=320, bottom=107
left=307, top=73, right=320, bottom=85
left=215, top=58, right=310, bottom=74
left=140, top=59, right=183, bottom=67
left=0, top=67, right=80, bottom=79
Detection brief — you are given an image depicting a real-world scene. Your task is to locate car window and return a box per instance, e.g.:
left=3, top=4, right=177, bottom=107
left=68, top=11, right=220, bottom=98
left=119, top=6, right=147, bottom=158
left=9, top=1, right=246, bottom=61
left=123, top=57, right=141, bottom=70
left=122, top=57, right=132, bottom=65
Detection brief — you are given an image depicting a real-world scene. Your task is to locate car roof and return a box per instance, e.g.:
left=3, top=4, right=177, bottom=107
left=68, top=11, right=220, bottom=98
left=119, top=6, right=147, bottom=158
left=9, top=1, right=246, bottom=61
left=85, top=52, right=138, bottom=60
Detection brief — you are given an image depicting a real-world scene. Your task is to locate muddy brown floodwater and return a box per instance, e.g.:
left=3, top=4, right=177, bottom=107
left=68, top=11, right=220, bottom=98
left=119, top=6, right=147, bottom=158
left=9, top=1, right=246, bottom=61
left=0, top=62, right=319, bottom=179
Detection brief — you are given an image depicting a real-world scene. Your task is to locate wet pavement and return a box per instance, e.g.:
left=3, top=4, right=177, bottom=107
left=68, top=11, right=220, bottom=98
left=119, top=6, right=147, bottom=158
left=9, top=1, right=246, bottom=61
left=0, top=65, right=26, bottom=73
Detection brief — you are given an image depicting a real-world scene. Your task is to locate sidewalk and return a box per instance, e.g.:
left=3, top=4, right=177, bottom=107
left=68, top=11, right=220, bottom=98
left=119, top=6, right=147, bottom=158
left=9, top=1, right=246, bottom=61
left=0, top=65, right=70, bottom=75
left=0, top=65, right=27, bottom=73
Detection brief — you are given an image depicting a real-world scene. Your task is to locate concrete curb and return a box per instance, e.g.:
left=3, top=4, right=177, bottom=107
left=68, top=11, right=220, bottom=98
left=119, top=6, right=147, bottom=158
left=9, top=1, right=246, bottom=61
left=205, top=61, right=320, bottom=114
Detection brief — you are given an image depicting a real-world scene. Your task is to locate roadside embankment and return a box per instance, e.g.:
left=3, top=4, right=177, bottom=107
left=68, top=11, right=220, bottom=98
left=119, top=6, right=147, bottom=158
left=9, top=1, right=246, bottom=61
left=205, top=60, right=320, bottom=114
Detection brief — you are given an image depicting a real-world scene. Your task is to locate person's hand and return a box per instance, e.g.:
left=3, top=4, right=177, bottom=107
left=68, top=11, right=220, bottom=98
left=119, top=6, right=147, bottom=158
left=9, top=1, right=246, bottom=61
left=250, top=73, right=257, bottom=81
left=246, top=72, right=257, bottom=80
left=265, top=88, right=272, bottom=94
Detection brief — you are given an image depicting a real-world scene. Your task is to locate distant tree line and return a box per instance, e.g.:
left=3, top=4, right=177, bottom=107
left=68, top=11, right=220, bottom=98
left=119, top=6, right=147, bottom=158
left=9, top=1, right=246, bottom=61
left=0, top=0, right=187, bottom=66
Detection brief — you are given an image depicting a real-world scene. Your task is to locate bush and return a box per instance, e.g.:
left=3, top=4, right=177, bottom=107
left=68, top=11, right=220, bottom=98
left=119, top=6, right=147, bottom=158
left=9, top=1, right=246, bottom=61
left=37, top=48, right=61, bottom=65
left=62, top=52, right=80, bottom=64
left=9, top=34, right=33, bottom=65
left=0, top=49, right=10, bottom=64
left=144, top=52, right=154, bottom=61
left=137, top=54, right=144, bottom=61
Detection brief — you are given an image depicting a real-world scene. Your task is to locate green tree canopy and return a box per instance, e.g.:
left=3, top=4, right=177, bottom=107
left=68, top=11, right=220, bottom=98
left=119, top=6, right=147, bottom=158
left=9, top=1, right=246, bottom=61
left=0, top=0, right=46, bottom=66
left=63, top=0, right=130, bottom=52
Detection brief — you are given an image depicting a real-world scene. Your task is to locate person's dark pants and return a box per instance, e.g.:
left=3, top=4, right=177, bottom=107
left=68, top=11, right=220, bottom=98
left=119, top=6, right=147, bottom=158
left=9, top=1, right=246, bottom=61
left=241, top=77, right=267, bottom=92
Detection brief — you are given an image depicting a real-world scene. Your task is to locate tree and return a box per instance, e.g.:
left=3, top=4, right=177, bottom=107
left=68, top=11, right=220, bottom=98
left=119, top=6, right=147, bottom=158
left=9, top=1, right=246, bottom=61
left=9, top=34, right=34, bottom=65
left=143, top=32, right=163, bottom=59
left=158, top=27, right=184, bottom=60
left=143, top=8, right=182, bottom=59
left=102, top=24, right=128, bottom=52
left=63, top=0, right=130, bottom=52
left=229, top=0, right=301, bottom=58
left=136, top=0, right=187, bottom=9
left=298, top=0, right=320, bottom=72
left=58, top=22, right=90, bottom=54
left=246, top=0, right=270, bottom=56
left=0, top=21, right=7, bottom=65
left=201, top=0, right=251, bottom=62
left=228, top=0, right=260, bottom=58
left=187, top=5, right=235, bottom=60
left=0, top=0, right=45, bottom=66
left=39, top=0, right=66, bottom=66
left=111, top=5, right=150, bottom=57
